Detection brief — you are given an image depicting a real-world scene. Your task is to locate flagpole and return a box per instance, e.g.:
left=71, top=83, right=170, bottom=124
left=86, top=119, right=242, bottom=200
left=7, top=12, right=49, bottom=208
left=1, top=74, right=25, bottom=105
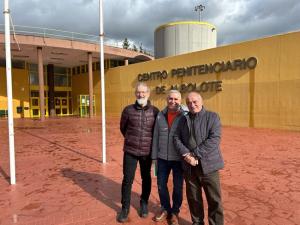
left=4, top=0, right=16, bottom=184
left=99, top=0, right=106, bottom=163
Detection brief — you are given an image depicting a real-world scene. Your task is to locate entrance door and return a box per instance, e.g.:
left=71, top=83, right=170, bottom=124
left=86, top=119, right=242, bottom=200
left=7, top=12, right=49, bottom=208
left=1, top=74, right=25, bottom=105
left=30, top=91, right=49, bottom=118
left=30, top=97, right=40, bottom=118
left=54, top=97, right=68, bottom=115
left=61, top=97, right=68, bottom=115
left=55, top=97, right=61, bottom=115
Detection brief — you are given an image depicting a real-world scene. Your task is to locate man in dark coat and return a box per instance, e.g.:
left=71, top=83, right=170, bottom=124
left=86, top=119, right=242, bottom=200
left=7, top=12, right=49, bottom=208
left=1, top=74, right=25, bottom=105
left=174, top=92, right=224, bottom=225
left=117, top=82, right=159, bottom=223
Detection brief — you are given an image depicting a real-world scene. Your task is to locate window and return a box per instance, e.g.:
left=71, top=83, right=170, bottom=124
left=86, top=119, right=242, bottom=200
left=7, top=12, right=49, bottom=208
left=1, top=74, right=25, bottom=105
left=0, top=58, right=5, bottom=67
left=28, top=64, right=47, bottom=85
left=12, top=60, right=25, bottom=69
left=53, top=66, right=71, bottom=87
left=81, top=65, right=86, bottom=74
left=54, top=74, right=68, bottom=87
left=54, top=67, right=67, bottom=74
left=29, top=63, right=38, bottom=71
left=29, top=72, right=39, bottom=85
left=30, top=91, right=39, bottom=97
left=0, top=58, right=25, bottom=69
left=96, top=62, right=100, bottom=70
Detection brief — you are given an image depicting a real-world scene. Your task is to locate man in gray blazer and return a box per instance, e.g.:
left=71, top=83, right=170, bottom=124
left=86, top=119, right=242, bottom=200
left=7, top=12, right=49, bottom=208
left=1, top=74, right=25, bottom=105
left=152, top=90, right=187, bottom=225
left=174, top=92, right=224, bottom=225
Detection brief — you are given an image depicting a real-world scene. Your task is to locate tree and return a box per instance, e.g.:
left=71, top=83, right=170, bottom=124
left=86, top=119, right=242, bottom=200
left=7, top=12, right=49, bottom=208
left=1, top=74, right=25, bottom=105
left=133, top=44, right=138, bottom=52
left=122, top=38, right=130, bottom=49
left=139, top=43, right=143, bottom=53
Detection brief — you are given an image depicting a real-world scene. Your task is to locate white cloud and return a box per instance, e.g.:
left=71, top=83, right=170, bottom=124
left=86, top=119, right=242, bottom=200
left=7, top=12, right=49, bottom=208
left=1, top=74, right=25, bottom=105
left=0, top=0, right=299, bottom=50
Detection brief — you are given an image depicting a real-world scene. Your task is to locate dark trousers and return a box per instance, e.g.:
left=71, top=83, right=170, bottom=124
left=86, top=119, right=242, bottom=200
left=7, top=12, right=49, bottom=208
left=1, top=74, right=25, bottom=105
left=157, top=158, right=183, bottom=214
left=121, top=152, right=152, bottom=210
left=184, top=166, right=224, bottom=225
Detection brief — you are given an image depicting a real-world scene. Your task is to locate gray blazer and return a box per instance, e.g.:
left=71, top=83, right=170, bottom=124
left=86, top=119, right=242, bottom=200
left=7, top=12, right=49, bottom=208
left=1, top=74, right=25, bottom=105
left=151, top=106, right=187, bottom=161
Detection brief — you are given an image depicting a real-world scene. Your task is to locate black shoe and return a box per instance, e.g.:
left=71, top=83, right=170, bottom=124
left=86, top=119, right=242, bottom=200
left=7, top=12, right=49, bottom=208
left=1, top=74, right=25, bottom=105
left=117, top=208, right=129, bottom=223
left=139, top=200, right=148, bottom=218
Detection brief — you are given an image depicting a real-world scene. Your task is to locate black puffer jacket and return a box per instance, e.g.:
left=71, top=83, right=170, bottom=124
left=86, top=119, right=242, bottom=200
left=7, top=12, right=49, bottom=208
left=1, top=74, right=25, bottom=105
left=120, top=100, right=159, bottom=156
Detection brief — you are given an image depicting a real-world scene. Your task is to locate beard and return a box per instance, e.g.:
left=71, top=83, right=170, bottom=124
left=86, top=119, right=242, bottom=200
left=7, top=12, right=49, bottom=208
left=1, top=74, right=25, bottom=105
left=136, top=98, right=148, bottom=107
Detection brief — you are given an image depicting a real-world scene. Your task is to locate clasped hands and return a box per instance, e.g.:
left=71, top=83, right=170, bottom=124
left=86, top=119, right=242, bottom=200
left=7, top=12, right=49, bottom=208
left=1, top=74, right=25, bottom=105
left=183, top=153, right=198, bottom=166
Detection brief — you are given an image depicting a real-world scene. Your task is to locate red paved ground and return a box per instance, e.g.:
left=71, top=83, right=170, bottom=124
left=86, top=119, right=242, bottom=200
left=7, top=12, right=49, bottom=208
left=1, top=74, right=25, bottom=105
left=0, top=117, right=299, bottom=225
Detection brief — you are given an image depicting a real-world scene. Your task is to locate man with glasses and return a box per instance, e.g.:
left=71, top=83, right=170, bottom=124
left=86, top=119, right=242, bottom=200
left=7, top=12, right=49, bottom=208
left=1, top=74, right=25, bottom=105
left=117, top=82, right=159, bottom=223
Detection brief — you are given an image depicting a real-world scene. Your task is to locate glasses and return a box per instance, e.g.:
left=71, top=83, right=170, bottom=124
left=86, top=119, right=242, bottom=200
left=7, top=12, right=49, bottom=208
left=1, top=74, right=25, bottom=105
left=136, top=91, right=148, bottom=94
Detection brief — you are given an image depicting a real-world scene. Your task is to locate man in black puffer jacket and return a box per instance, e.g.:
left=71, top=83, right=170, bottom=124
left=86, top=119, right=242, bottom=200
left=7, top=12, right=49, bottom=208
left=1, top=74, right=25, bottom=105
left=174, top=92, right=224, bottom=225
left=117, top=82, right=159, bottom=223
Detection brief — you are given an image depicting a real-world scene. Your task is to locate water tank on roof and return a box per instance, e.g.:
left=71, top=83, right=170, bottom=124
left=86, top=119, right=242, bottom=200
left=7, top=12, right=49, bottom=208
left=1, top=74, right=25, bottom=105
left=154, top=21, right=217, bottom=59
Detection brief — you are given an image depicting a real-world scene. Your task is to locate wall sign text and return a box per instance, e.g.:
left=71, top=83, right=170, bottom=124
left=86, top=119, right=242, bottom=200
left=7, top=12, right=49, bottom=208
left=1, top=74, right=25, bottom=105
left=137, top=57, right=257, bottom=82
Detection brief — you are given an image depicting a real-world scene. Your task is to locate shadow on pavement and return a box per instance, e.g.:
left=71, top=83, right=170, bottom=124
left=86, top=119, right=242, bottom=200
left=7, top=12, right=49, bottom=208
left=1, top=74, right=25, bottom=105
left=17, top=128, right=101, bottom=163
left=61, top=168, right=191, bottom=225
left=0, top=167, right=10, bottom=184
left=61, top=168, right=159, bottom=215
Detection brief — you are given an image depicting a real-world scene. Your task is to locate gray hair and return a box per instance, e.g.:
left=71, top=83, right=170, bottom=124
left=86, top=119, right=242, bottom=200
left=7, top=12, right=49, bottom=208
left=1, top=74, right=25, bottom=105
left=135, top=82, right=150, bottom=93
left=167, top=89, right=181, bottom=99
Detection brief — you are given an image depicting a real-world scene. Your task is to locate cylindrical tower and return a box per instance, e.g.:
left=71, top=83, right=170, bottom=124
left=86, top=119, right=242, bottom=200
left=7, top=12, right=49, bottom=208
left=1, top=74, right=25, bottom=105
left=154, top=21, right=217, bottom=59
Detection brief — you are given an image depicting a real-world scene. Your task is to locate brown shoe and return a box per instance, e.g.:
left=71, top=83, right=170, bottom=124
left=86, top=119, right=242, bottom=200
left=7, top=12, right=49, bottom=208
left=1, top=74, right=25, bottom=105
left=170, top=213, right=179, bottom=225
left=154, top=209, right=168, bottom=222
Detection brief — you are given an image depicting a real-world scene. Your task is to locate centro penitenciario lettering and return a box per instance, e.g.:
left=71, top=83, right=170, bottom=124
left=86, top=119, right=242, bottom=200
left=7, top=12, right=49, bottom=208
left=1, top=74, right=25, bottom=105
left=137, top=57, right=257, bottom=82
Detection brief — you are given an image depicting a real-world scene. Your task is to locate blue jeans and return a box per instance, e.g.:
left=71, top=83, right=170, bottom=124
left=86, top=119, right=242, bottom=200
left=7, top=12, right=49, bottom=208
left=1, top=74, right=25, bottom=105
left=157, top=158, right=183, bottom=214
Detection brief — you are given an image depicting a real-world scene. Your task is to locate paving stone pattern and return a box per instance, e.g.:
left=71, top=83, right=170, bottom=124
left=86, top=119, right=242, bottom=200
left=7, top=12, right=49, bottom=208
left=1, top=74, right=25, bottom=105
left=0, top=117, right=299, bottom=225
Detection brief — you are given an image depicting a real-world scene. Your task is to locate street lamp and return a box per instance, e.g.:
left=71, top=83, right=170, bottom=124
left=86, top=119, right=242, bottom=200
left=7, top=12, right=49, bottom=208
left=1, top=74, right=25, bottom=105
left=195, top=4, right=205, bottom=21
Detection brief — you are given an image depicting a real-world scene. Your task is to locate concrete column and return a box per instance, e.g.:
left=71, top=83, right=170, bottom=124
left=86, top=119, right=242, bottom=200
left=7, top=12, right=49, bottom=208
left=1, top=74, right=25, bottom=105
left=47, top=64, right=55, bottom=117
left=37, top=47, right=45, bottom=121
left=124, top=59, right=129, bottom=66
left=88, top=52, right=93, bottom=117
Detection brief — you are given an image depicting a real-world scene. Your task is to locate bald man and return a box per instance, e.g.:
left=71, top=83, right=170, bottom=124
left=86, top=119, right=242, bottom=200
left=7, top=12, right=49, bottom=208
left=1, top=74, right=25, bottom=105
left=174, top=92, right=224, bottom=225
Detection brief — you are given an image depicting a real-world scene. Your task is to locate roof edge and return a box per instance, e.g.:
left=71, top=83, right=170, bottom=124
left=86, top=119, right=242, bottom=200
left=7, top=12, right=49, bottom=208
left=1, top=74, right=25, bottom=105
left=155, top=21, right=216, bottom=32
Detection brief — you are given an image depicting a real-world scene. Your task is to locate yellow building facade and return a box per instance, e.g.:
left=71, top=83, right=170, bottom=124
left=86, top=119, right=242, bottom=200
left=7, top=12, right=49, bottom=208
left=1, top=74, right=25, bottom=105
left=0, top=67, right=31, bottom=118
left=0, top=31, right=299, bottom=131
left=103, top=31, right=300, bottom=131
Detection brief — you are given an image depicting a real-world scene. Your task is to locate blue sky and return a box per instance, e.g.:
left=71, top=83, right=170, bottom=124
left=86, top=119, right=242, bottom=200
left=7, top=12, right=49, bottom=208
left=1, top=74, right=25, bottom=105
left=1, top=0, right=299, bottom=51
